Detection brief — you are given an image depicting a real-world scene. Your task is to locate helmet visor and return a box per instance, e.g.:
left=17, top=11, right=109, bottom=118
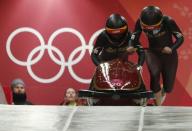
left=140, top=19, right=162, bottom=30
left=106, top=25, right=127, bottom=35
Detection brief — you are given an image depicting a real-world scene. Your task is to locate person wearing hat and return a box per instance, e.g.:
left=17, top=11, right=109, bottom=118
left=10, top=78, right=32, bottom=105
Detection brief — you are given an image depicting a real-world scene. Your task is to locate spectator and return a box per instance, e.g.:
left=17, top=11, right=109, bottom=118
left=11, top=78, right=32, bottom=105
left=0, top=83, right=7, bottom=104
left=64, top=87, right=78, bottom=106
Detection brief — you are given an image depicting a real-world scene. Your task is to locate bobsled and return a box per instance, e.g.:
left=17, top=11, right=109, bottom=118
left=78, top=58, right=154, bottom=106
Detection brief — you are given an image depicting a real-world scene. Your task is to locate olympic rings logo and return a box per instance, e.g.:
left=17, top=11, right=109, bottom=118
left=6, top=27, right=104, bottom=83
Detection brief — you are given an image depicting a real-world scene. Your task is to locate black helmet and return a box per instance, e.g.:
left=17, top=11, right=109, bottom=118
left=105, top=13, right=128, bottom=42
left=140, top=6, right=163, bottom=30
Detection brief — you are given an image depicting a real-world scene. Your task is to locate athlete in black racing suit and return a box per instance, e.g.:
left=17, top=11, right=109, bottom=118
left=128, top=6, right=184, bottom=105
left=90, top=14, right=146, bottom=105
left=91, top=13, right=145, bottom=68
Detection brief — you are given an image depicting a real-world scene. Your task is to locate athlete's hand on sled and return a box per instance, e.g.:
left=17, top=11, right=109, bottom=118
left=161, top=46, right=172, bottom=54
left=127, top=46, right=136, bottom=54
left=136, top=65, right=143, bottom=71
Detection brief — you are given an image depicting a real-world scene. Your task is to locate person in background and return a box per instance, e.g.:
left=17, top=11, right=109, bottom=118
left=64, top=87, right=78, bottom=106
left=128, top=6, right=184, bottom=105
left=10, top=78, right=32, bottom=105
left=0, top=83, right=7, bottom=104
left=62, top=87, right=87, bottom=106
